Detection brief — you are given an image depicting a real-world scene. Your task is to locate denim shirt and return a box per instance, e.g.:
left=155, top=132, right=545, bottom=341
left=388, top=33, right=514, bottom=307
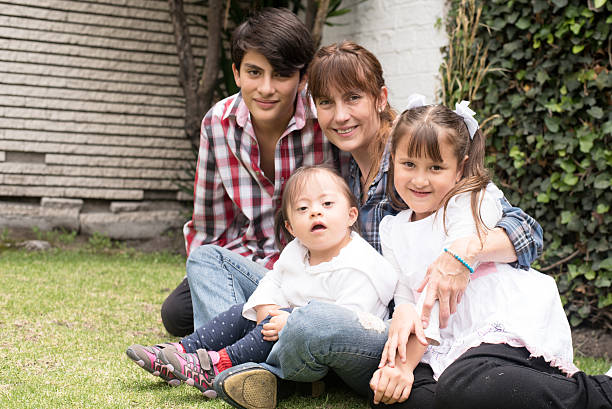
left=347, top=146, right=543, bottom=269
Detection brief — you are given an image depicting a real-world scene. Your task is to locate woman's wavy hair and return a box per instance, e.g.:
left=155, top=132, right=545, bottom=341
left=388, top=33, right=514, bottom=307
left=307, top=41, right=396, bottom=195
left=387, top=105, right=492, bottom=242
left=274, top=164, right=360, bottom=251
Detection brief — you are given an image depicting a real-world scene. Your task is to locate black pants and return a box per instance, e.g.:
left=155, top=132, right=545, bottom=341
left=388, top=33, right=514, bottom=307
left=160, top=277, right=194, bottom=336
left=372, top=343, right=612, bottom=409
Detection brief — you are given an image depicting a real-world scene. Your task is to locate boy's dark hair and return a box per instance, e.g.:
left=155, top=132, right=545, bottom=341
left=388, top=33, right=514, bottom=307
left=231, top=8, right=314, bottom=78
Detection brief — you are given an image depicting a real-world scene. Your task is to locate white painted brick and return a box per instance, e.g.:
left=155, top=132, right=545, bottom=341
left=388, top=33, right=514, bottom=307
left=322, top=0, right=447, bottom=107
left=0, top=152, right=5, bottom=162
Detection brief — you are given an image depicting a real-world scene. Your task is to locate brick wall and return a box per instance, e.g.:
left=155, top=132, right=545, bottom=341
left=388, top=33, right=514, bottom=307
left=321, top=0, right=447, bottom=109
left=0, top=0, right=206, bottom=238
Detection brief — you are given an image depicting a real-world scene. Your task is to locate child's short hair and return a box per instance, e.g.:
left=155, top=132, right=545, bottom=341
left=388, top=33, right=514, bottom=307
left=274, top=164, right=360, bottom=250
left=231, top=8, right=314, bottom=78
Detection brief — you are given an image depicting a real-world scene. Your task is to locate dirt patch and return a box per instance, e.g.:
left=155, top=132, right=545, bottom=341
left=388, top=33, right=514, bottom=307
left=572, top=326, right=612, bottom=360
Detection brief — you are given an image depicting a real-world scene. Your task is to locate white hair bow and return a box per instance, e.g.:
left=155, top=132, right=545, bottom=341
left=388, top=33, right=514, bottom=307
left=454, top=100, right=479, bottom=139
left=405, top=93, right=427, bottom=110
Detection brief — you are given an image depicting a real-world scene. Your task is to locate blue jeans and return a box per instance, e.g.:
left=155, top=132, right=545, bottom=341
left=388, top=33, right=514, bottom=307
left=186, top=245, right=267, bottom=329
left=263, top=300, right=389, bottom=395
left=187, top=247, right=388, bottom=394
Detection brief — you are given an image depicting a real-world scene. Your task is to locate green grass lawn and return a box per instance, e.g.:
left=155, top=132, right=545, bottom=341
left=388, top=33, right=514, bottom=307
left=0, top=246, right=609, bottom=408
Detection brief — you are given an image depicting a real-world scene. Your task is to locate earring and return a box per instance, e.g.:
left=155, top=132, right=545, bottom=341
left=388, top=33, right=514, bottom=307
left=378, top=106, right=383, bottom=113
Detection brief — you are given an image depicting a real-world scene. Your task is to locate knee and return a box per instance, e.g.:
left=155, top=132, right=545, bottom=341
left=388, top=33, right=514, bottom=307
left=160, top=278, right=193, bottom=337
left=434, top=362, right=491, bottom=409
left=186, top=245, right=223, bottom=280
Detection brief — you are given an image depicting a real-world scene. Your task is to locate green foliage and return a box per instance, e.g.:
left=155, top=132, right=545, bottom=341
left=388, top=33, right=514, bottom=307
left=443, top=0, right=611, bottom=328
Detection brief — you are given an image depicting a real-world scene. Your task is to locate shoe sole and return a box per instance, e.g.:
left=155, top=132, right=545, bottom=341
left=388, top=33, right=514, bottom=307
left=126, top=346, right=181, bottom=387
left=215, top=366, right=277, bottom=409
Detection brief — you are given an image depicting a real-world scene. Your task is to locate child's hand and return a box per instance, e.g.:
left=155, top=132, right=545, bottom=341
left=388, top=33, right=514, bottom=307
left=261, top=309, right=290, bottom=341
left=379, top=304, right=427, bottom=368
left=370, top=364, right=414, bottom=405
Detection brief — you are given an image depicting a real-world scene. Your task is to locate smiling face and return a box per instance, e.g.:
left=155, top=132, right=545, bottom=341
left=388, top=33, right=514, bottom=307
left=393, top=132, right=465, bottom=221
left=284, top=170, right=358, bottom=265
left=233, top=50, right=305, bottom=135
left=314, top=86, right=387, bottom=159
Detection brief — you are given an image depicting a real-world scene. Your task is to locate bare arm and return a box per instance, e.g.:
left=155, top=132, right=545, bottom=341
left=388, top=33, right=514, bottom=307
left=371, top=334, right=428, bottom=405
left=254, top=304, right=281, bottom=324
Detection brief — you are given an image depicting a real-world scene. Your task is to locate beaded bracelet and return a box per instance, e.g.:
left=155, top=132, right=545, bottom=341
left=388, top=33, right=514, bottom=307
left=443, top=248, right=474, bottom=274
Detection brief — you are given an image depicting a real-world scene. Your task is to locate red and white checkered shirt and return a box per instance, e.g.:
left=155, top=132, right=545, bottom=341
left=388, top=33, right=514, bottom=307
left=183, top=91, right=339, bottom=269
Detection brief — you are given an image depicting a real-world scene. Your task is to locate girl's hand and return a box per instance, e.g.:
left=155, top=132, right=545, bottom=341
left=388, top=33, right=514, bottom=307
left=379, top=304, right=427, bottom=368
left=418, top=236, right=475, bottom=329
left=261, top=309, right=290, bottom=341
left=370, top=364, right=414, bottom=405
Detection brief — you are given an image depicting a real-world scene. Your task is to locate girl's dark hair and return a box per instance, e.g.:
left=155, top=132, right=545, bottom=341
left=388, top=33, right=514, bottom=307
left=274, top=164, right=360, bottom=250
left=388, top=105, right=491, bottom=241
left=231, top=8, right=314, bottom=78
left=307, top=41, right=396, bottom=196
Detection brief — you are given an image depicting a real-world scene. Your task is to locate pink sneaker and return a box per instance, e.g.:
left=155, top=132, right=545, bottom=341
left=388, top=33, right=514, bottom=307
left=160, top=348, right=220, bottom=398
left=126, top=343, right=182, bottom=387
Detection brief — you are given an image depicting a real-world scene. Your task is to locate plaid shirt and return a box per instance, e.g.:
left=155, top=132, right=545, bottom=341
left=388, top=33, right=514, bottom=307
left=347, top=143, right=543, bottom=269
left=183, top=92, right=339, bottom=269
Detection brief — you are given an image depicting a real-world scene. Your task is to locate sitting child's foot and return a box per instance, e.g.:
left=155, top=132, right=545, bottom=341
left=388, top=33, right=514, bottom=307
left=160, top=348, right=220, bottom=398
left=126, top=343, right=182, bottom=387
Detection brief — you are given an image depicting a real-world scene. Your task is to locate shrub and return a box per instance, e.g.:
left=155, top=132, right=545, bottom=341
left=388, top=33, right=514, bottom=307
left=442, top=0, right=611, bottom=329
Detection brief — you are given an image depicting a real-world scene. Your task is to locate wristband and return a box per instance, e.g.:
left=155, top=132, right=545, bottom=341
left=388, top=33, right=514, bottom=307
left=443, top=248, right=474, bottom=274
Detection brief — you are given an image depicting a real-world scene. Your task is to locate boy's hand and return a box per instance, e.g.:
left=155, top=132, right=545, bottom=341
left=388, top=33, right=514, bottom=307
left=261, top=309, right=290, bottom=341
left=370, top=364, right=414, bottom=405
left=379, top=304, right=427, bottom=368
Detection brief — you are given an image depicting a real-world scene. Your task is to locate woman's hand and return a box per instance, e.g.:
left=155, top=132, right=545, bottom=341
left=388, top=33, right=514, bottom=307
left=379, top=304, right=427, bottom=368
left=261, top=309, right=290, bottom=341
left=418, top=236, right=476, bottom=328
left=370, top=363, right=415, bottom=405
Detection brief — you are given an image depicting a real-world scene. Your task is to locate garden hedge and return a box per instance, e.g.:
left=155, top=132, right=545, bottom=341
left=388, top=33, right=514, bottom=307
left=444, top=0, right=611, bottom=328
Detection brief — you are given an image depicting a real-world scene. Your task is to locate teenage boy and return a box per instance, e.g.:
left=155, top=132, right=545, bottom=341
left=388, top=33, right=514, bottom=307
left=160, top=8, right=340, bottom=337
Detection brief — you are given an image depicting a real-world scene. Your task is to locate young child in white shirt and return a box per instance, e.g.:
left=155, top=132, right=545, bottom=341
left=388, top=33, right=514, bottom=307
left=127, top=165, right=397, bottom=398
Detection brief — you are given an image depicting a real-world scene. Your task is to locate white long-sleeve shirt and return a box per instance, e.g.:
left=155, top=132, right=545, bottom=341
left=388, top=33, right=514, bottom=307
left=243, top=232, right=398, bottom=321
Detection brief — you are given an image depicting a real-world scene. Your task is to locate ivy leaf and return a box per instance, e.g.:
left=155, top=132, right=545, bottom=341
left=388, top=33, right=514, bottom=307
left=593, top=174, right=610, bottom=189
left=598, top=293, right=612, bottom=309
left=587, top=106, right=604, bottom=119
left=596, top=203, right=609, bottom=214
left=544, top=116, right=560, bottom=132
left=594, top=0, right=607, bottom=8
left=552, top=0, right=568, bottom=7
left=563, top=174, right=579, bottom=186
left=537, top=192, right=550, bottom=203
left=600, top=258, right=612, bottom=271
left=516, top=17, right=530, bottom=30
left=561, top=210, right=574, bottom=224
left=572, top=44, right=585, bottom=53
left=536, top=70, right=550, bottom=84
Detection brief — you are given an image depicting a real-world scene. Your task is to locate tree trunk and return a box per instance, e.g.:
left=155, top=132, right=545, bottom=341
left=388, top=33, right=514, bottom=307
left=311, top=0, right=330, bottom=48
left=169, top=0, right=224, bottom=150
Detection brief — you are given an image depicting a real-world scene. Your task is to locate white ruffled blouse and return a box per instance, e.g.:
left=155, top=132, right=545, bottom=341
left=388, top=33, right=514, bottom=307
left=380, top=182, right=578, bottom=380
